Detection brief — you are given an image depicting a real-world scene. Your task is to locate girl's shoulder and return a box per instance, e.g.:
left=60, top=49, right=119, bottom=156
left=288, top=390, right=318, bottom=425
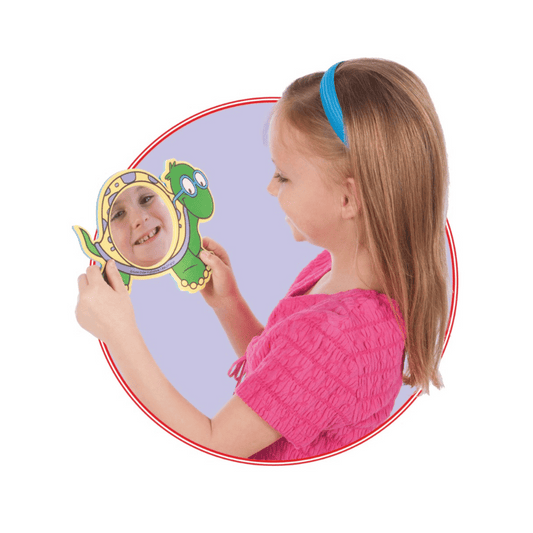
left=270, top=288, right=403, bottom=349
left=305, top=288, right=402, bottom=333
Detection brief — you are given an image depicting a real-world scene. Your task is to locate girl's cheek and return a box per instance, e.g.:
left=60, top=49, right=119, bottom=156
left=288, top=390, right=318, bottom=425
left=277, top=187, right=288, bottom=204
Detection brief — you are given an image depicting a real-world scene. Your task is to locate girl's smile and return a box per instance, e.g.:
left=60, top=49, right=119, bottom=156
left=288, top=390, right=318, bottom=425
left=110, top=186, right=173, bottom=267
left=134, top=225, right=161, bottom=246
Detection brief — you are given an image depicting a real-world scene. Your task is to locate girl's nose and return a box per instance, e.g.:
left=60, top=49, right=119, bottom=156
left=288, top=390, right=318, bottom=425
left=131, top=207, right=149, bottom=228
left=267, top=177, right=279, bottom=197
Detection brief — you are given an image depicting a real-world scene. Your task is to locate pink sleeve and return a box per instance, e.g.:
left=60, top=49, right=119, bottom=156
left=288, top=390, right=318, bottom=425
left=235, top=311, right=369, bottom=450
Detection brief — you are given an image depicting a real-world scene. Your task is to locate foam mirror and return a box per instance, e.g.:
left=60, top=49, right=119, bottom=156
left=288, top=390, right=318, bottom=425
left=73, top=160, right=215, bottom=293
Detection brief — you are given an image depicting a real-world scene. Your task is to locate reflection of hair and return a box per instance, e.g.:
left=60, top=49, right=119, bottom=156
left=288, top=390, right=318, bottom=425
left=277, top=58, right=449, bottom=392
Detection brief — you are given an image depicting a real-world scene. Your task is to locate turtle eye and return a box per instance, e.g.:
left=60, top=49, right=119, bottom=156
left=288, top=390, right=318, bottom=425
left=181, top=177, right=196, bottom=196
left=194, top=170, right=207, bottom=188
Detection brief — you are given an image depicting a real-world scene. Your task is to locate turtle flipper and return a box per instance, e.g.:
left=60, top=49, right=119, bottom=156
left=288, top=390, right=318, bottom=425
left=172, top=249, right=211, bottom=292
left=119, top=270, right=131, bottom=291
left=74, top=225, right=133, bottom=291
left=73, top=226, right=102, bottom=263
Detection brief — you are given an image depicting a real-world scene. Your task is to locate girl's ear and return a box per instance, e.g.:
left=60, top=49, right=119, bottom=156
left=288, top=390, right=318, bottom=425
left=340, top=178, right=359, bottom=220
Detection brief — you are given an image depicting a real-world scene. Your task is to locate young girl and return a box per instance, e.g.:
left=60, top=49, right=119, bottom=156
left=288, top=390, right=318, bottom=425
left=76, top=59, right=449, bottom=461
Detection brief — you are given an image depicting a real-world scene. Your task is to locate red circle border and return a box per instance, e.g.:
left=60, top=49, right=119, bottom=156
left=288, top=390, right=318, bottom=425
left=94, top=97, right=459, bottom=466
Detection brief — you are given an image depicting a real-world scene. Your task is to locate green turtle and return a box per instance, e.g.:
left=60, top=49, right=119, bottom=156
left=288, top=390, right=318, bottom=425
left=162, top=159, right=215, bottom=291
left=73, top=161, right=214, bottom=294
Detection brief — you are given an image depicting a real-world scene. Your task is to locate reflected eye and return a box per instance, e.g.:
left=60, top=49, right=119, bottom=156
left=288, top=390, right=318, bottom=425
left=181, top=177, right=196, bottom=196
left=111, top=209, right=125, bottom=221
left=140, top=194, right=154, bottom=205
left=194, top=170, right=207, bottom=188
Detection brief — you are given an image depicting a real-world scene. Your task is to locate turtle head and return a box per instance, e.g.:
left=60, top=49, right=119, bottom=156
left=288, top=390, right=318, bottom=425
left=165, top=162, right=214, bottom=219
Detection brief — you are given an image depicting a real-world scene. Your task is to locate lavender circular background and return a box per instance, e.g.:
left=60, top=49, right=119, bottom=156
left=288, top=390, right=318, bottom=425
left=128, top=101, right=450, bottom=418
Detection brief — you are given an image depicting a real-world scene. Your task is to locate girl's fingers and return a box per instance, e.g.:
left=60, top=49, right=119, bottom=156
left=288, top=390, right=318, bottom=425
left=200, top=249, right=226, bottom=273
left=202, top=236, right=214, bottom=248
left=105, top=260, right=127, bottom=293
left=86, top=264, right=104, bottom=284
left=202, top=237, right=230, bottom=265
left=78, top=273, right=88, bottom=291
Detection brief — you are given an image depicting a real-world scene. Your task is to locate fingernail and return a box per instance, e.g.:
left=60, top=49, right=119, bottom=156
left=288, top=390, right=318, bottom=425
left=200, top=251, right=208, bottom=260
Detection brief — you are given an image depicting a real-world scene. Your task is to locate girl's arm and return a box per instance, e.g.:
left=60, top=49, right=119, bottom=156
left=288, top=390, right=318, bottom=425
left=76, top=261, right=280, bottom=458
left=199, top=237, right=264, bottom=357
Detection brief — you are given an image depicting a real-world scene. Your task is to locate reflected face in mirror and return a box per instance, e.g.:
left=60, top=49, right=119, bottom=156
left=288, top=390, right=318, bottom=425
left=110, top=186, right=173, bottom=267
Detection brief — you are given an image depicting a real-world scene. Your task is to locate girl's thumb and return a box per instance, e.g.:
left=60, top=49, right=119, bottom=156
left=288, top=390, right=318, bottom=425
left=106, top=260, right=126, bottom=292
left=200, top=250, right=219, bottom=269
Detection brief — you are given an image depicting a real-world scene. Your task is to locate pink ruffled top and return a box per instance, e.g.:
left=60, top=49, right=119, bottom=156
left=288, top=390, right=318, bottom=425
left=229, top=250, right=405, bottom=461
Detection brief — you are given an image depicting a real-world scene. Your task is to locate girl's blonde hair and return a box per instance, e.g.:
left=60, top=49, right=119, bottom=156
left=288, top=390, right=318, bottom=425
left=277, top=58, right=449, bottom=392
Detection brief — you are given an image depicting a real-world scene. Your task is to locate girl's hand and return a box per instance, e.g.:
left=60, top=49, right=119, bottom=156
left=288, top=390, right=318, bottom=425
left=76, top=260, right=138, bottom=345
left=199, top=237, right=240, bottom=310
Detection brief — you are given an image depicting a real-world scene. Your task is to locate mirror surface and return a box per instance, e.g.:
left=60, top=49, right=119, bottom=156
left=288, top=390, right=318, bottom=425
left=109, top=185, right=174, bottom=268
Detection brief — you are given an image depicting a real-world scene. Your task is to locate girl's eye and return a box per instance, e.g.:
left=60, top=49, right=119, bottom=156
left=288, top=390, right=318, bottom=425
left=140, top=195, right=154, bottom=205
left=111, top=210, right=124, bottom=221
left=275, top=173, right=288, bottom=183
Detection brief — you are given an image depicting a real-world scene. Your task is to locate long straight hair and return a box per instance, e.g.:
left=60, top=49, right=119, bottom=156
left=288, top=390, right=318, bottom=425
left=277, top=59, right=449, bottom=392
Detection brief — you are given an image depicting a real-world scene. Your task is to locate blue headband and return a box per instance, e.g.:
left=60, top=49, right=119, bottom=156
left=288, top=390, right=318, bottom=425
left=319, top=62, right=348, bottom=147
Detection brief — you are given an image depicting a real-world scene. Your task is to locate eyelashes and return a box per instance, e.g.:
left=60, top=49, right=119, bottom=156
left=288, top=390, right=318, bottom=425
left=274, top=172, right=288, bottom=183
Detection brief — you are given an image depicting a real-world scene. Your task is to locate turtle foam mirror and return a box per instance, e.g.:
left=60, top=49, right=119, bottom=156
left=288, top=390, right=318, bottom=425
left=73, top=160, right=215, bottom=293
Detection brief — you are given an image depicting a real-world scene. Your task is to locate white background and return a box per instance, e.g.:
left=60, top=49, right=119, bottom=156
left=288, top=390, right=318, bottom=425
left=2, top=1, right=531, bottom=531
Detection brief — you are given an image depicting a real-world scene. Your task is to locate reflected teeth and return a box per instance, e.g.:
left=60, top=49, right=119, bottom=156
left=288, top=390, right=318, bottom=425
left=135, top=228, right=158, bottom=245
